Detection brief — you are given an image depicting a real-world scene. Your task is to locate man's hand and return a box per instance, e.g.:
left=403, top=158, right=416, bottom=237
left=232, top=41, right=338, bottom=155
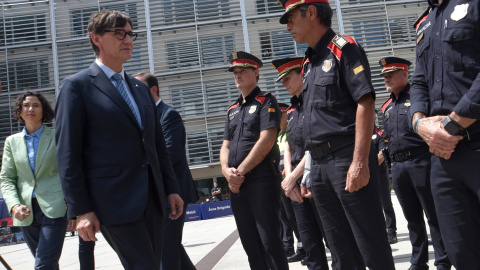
left=222, top=167, right=244, bottom=193
left=417, top=116, right=462, bottom=160
left=287, top=185, right=303, bottom=203
left=12, top=205, right=30, bottom=221
left=76, top=212, right=100, bottom=241
left=168, top=193, right=184, bottom=220
left=281, top=173, right=298, bottom=196
left=345, top=160, right=369, bottom=193
left=300, top=185, right=313, bottom=198
left=68, top=219, right=77, bottom=232
left=377, top=151, right=384, bottom=166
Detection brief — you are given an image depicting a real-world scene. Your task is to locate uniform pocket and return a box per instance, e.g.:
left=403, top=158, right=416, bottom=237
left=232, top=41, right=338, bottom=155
left=314, top=75, right=337, bottom=109
left=443, top=27, right=476, bottom=70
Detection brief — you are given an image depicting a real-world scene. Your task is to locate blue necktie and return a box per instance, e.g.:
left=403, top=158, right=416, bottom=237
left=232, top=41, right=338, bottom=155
left=111, top=74, right=142, bottom=127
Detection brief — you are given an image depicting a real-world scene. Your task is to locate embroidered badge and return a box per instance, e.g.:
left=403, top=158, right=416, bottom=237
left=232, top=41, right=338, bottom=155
left=322, top=59, right=333, bottom=72
left=381, top=59, right=386, bottom=65
left=230, top=115, right=235, bottom=120
left=353, top=65, right=364, bottom=75
left=268, top=108, right=276, bottom=113
left=249, top=105, right=257, bottom=114
left=232, top=52, right=238, bottom=60
left=451, top=3, right=468, bottom=21
left=404, top=100, right=411, bottom=107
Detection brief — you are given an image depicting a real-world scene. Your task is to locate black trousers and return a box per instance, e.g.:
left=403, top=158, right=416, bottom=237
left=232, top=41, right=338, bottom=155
left=292, top=196, right=329, bottom=270
left=310, top=143, right=395, bottom=270
left=279, top=192, right=301, bottom=252
left=378, top=166, right=397, bottom=233
left=100, top=174, right=163, bottom=270
left=230, top=170, right=288, bottom=270
left=161, top=204, right=195, bottom=270
left=431, top=140, right=480, bottom=270
left=392, top=153, right=450, bottom=269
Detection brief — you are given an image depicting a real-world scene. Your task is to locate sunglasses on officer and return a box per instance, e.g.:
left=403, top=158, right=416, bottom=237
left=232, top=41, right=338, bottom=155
left=104, top=29, right=138, bottom=42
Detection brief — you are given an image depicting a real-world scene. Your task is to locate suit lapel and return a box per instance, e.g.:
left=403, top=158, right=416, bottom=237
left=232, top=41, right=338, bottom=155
left=88, top=63, right=140, bottom=129
left=14, top=134, right=35, bottom=180
left=34, top=126, right=52, bottom=175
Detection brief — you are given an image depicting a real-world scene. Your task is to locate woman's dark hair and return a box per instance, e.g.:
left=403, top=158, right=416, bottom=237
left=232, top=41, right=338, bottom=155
left=298, top=3, right=333, bottom=28
left=13, top=91, right=54, bottom=123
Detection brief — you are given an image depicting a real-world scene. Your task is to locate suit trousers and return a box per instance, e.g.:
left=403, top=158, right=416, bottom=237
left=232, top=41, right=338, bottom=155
left=378, top=166, right=397, bottom=233
left=100, top=172, right=163, bottom=270
left=310, top=143, right=395, bottom=270
left=161, top=204, right=195, bottom=270
left=21, top=198, right=67, bottom=270
left=230, top=169, right=288, bottom=270
left=292, top=196, right=329, bottom=270
left=431, top=140, right=480, bottom=270
left=392, top=152, right=450, bottom=269
left=78, top=235, right=95, bottom=270
left=279, top=192, right=300, bottom=252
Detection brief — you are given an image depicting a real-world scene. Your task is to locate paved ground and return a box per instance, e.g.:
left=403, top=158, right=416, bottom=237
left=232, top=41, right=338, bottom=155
left=0, top=192, right=454, bottom=270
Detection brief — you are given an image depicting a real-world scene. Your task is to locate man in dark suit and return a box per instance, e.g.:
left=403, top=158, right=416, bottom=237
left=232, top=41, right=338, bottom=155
left=134, top=72, right=198, bottom=270
left=55, top=10, right=183, bottom=270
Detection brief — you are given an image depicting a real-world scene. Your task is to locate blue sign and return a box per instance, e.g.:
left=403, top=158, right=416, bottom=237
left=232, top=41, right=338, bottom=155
left=200, top=200, right=232, bottom=220
left=185, top=204, right=201, bottom=222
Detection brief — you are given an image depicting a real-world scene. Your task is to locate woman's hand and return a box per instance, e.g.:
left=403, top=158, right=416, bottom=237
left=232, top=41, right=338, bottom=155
left=12, top=204, right=30, bottom=221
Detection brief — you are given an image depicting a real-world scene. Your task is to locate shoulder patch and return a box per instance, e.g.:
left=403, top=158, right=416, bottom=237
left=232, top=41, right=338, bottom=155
left=228, top=101, right=239, bottom=111
left=381, top=98, right=392, bottom=113
left=255, top=92, right=271, bottom=104
left=414, top=7, right=431, bottom=30
left=328, top=35, right=358, bottom=60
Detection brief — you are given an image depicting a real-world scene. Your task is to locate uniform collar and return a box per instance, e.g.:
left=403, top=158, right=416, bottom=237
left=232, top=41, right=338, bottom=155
left=290, top=94, right=303, bottom=106
left=238, top=86, right=261, bottom=105
left=390, top=83, right=410, bottom=101
left=306, top=28, right=336, bottom=59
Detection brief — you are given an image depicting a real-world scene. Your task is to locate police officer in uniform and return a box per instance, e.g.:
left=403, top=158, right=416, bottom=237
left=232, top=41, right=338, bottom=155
left=278, top=1, right=395, bottom=269
left=273, top=57, right=330, bottom=269
left=220, top=51, right=288, bottom=270
left=410, top=1, right=480, bottom=269
left=372, top=114, right=398, bottom=245
left=379, top=57, right=451, bottom=270
left=277, top=102, right=306, bottom=262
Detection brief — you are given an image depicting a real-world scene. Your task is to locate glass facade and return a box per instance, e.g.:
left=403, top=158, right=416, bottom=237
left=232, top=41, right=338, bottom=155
left=0, top=0, right=427, bottom=179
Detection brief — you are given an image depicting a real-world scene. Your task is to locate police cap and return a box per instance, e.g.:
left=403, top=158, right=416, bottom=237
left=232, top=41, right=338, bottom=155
left=228, top=51, right=263, bottom=72
left=278, top=103, right=289, bottom=113
left=379, top=57, right=411, bottom=74
left=271, top=57, right=303, bottom=82
left=278, top=0, right=330, bottom=24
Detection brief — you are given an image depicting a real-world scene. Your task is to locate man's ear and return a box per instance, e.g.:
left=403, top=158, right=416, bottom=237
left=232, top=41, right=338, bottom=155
left=91, top=33, right=101, bottom=47
left=307, top=5, right=317, bottom=20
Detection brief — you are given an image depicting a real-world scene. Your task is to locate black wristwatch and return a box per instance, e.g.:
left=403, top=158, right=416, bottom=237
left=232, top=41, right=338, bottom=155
left=442, top=116, right=464, bottom=136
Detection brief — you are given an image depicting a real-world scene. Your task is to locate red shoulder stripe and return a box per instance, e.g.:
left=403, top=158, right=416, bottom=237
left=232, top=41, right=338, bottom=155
left=255, top=96, right=266, bottom=104
left=375, top=127, right=383, bottom=136
left=301, top=57, right=310, bottom=76
left=381, top=98, right=392, bottom=113
left=327, top=41, right=342, bottom=61
left=228, top=102, right=239, bottom=111
left=287, top=107, right=295, bottom=114
left=343, top=35, right=358, bottom=46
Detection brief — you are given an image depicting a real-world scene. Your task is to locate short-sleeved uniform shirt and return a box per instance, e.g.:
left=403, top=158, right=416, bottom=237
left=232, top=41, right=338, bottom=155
left=223, top=87, right=281, bottom=168
left=410, top=0, right=480, bottom=123
left=382, top=83, right=427, bottom=155
left=302, top=28, right=375, bottom=150
left=286, top=94, right=305, bottom=166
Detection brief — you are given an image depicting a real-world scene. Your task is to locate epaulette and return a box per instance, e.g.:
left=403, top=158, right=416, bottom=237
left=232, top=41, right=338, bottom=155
left=255, top=92, right=271, bottom=104
left=286, top=105, right=295, bottom=114
left=227, top=101, right=239, bottom=111
left=381, top=98, right=392, bottom=113
left=328, top=35, right=358, bottom=60
left=414, top=7, right=431, bottom=30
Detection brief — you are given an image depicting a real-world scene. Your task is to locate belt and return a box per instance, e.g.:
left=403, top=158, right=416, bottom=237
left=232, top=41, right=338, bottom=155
left=390, top=146, right=428, bottom=162
left=310, top=136, right=354, bottom=160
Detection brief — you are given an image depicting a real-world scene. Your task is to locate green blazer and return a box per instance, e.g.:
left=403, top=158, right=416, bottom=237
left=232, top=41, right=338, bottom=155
left=0, top=125, right=67, bottom=226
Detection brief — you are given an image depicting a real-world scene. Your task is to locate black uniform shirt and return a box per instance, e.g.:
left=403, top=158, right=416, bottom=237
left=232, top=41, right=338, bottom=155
left=302, top=28, right=375, bottom=150
left=382, top=83, right=427, bottom=155
left=372, top=126, right=387, bottom=167
left=286, top=94, right=304, bottom=166
left=223, top=86, right=281, bottom=168
left=410, top=0, right=480, bottom=122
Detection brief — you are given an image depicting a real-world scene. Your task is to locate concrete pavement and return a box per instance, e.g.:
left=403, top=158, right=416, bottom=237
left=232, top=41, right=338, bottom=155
left=0, top=192, right=454, bottom=269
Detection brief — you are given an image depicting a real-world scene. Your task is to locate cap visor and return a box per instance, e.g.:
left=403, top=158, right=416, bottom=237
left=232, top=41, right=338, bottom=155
left=279, top=11, right=290, bottom=24
left=275, top=73, right=287, bottom=82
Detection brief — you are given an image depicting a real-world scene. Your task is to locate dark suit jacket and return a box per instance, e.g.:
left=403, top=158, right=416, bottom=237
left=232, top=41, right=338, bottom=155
left=55, top=63, right=179, bottom=225
left=156, top=101, right=198, bottom=205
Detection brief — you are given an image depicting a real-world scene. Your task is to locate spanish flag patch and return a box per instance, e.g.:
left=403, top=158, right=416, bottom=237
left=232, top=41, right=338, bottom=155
left=268, top=108, right=276, bottom=113
left=353, top=65, right=364, bottom=75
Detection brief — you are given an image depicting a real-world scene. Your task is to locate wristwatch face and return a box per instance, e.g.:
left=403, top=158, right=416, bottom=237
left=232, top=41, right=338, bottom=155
left=443, top=117, right=462, bottom=136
